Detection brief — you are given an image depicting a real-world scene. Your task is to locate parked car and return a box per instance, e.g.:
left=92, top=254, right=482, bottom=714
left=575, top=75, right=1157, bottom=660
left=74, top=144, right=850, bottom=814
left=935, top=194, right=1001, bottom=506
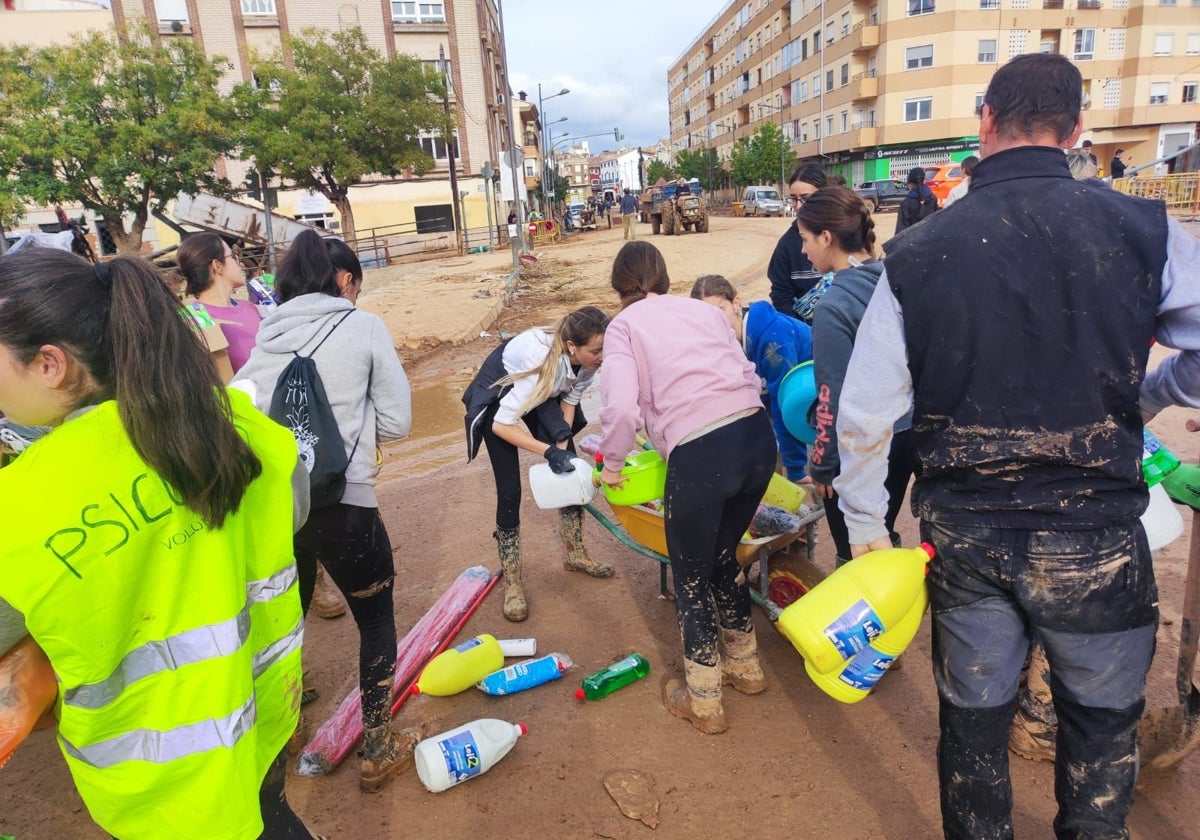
left=925, top=162, right=965, bottom=204
left=854, top=179, right=908, bottom=212
left=741, top=186, right=786, bottom=217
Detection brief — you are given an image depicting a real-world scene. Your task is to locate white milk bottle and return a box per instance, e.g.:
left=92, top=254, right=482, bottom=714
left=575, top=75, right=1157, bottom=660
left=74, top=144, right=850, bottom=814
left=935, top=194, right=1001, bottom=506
left=414, top=719, right=526, bottom=793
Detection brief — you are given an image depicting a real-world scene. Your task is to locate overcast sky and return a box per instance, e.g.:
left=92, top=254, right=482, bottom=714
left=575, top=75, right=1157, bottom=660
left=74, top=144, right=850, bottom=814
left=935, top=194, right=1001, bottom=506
left=501, top=1, right=726, bottom=154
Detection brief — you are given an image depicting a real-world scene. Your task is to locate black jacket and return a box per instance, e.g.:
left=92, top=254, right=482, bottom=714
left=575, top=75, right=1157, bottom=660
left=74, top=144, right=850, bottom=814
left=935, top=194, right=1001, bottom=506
left=895, top=185, right=936, bottom=232
left=767, top=224, right=822, bottom=318
left=885, top=145, right=1168, bottom=529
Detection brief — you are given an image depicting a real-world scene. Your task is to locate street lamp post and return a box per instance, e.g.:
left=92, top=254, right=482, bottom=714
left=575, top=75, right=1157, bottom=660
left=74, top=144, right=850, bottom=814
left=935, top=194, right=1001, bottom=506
left=537, top=84, right=570, bottom=216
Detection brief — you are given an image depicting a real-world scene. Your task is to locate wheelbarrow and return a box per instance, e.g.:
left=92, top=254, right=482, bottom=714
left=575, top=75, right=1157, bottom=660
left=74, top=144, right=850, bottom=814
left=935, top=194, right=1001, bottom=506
left=583, top=494, right=826, bottom=622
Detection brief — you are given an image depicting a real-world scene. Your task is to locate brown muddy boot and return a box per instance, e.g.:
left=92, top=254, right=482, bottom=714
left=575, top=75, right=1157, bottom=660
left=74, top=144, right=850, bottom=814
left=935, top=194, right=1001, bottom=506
left=1009, top=642, right=1057, bottom=762
left=311, top=562, right=347, bottom=619
left=560, top=505, right=613, bottom=577
left=360, top=726, right=420, bottom=793
left=663, top=659, right=728, bottom=734
left=495, top=527, right=528, bottom=622
left=718, top=627, right=767, bottom=695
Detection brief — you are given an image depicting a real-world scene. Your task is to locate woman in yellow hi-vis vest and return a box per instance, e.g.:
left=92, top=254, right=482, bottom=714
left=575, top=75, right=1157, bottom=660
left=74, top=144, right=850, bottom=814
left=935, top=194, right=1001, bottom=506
left=0, top=249, right=315, bottom=839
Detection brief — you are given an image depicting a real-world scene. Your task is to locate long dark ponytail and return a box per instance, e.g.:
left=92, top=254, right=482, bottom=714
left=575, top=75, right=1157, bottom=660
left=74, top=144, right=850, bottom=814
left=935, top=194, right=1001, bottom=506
left=0, top=250, right=261, bottom=528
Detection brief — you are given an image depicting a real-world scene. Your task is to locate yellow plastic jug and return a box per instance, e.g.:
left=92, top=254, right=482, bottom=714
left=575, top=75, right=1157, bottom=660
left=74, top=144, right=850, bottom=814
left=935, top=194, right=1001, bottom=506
left=805, top=586, right=928, bottom=704
left=761, top=473, right=805, bottom=514
left=776, top=543, right=934, bottom=674
left=414, top=634, right=505, bottom=696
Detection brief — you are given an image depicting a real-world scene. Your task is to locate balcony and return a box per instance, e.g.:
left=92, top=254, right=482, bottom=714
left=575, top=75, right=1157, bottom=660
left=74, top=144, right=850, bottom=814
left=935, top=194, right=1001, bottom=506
left=851, top=71, right=878, bottom=100
left=849, top=121, right=877, bottom=147
left=850, top=22, right=880, bottom=52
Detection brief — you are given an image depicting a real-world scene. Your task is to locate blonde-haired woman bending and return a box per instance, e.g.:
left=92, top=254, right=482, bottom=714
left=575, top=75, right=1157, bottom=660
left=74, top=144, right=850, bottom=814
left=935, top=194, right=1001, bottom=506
left=463, top=306, right=612, bottom=621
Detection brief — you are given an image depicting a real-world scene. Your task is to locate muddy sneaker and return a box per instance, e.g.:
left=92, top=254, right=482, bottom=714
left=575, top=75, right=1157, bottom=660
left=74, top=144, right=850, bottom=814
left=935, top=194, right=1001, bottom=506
left=1009, top=706, right=1057, bottom=762
left=360, top=727, right=421, bottom=793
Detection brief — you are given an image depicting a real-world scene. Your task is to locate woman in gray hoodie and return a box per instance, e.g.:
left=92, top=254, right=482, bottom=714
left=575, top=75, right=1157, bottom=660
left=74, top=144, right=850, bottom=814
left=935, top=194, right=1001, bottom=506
left=236, top=229, right=414, bottom=794
left=796, top=187, right=915, bottom=565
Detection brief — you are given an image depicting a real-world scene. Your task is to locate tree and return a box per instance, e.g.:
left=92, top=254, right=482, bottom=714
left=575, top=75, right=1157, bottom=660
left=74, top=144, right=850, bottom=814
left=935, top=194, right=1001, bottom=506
left=644, top=158, right=676, bottom=186
left=729, top=123, right=792, bottom=190
left=234, top=27, right=446, bottom=243
left=674, top=147, right=721, bottom=193
left=0, top=28, right=236, bottom=254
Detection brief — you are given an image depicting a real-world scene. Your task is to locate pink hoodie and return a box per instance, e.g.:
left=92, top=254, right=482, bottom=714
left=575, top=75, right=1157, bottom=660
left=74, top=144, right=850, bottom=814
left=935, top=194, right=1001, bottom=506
left=599, top=294, right=763, bottom=464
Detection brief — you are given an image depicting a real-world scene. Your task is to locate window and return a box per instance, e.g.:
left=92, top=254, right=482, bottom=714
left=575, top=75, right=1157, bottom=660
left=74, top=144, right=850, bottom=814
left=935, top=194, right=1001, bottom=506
left=391, top=0, right=443, bottom=20
left=826, top=69, right=834, bottom=90
left=242, top=0, right=276, bottom=13
left=841, top=62, right=849, bottom=86
left=1183, top=82, right=1197, bottom=103
left=1154, top=34, right=1173, bottom=56
left=840, top=111, right=849, bottom=132
left=813, top=73, right=822, bottom=95
left=826, top=115, right=834, bottom=135
left=419, top=131, right=458, bottom=159
left=975, top=92, right=986, bottom=113
left=155, top=0, right=188, bottom=22
left=1073, top=29, right=1095, bottom=60
left=980, top=0, right=999, bottom=7
left=1149, top=82, right=1169, bottom=104
left=1189, top=34, right=1200, bottom=55
left=801, top=39, right=809, bottom=60
left=979, top=39, right=997, bottom=62
left=813, top=31, right=821, bottom=53
left=906, top=44, right=934, bottom=69
left=908, top=0, right=935, bottom=15
left=814, top=120, right=821, bottom=139
left=904, top=97, right=932, bottom=121
left=782, top=37, right=801, bottom=69
left=841, top=13, right=850, bottom=36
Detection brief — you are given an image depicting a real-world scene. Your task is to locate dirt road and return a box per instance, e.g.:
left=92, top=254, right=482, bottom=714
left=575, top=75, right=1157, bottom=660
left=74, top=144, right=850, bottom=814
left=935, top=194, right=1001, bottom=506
left=5, top=213, right=1200, bottom=839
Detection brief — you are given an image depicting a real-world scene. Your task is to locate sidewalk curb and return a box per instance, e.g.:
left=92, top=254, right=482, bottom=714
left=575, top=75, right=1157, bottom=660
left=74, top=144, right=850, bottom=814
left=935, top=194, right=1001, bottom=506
left=449, top=263, right=523, bottom=345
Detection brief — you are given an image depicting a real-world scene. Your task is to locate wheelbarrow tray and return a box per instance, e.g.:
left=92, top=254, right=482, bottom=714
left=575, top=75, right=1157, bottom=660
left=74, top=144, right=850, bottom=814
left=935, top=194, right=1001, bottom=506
left=607, top=502, right=799, bottom=566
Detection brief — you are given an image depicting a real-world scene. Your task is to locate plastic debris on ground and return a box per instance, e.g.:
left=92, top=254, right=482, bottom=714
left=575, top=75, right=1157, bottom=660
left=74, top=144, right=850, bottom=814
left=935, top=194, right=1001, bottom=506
left=296, top=565, right=494, bottom=776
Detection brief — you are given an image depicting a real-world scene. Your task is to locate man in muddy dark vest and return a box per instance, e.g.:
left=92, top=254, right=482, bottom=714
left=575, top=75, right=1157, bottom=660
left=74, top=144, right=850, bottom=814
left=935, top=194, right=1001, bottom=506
left=832, top=52, right=1200, bottom=840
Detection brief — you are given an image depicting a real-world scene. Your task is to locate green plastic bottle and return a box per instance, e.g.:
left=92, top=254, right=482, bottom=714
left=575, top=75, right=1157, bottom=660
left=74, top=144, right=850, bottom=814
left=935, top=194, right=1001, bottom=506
left=574, top=653, right=650, bottom=700
left=1163, top=463, right=1200, bottom=511
left=1143, top=429, right=1181, bottom=486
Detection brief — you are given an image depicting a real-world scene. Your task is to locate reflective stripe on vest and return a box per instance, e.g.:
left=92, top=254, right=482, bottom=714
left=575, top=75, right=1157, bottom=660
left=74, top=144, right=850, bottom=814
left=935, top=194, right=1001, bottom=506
left=59, top=694, right=257, bottom=769
left=62, top=564, right=298, bottom=711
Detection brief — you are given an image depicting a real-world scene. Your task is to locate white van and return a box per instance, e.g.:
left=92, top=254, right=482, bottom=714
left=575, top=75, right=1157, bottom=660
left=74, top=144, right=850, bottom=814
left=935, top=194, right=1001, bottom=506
left=741, top=186, right=785, bottom=217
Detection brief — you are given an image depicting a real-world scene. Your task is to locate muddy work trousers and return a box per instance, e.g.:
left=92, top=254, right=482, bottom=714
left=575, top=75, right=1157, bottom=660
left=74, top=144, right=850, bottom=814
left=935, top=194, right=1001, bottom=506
left=663, top=410, right=775, bottom=666
left=295, top=504, right=398, bottom=731
left=922, top=520, right=1157, bottom=840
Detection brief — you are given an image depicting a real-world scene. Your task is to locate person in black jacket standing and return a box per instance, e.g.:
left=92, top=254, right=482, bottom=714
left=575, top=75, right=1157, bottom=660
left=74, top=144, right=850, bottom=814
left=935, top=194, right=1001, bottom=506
left=767, top=163, right=828, bottom=321
left=834, top=53, right=1200, bottom=840
left=895, top=166, right=937, bottom=232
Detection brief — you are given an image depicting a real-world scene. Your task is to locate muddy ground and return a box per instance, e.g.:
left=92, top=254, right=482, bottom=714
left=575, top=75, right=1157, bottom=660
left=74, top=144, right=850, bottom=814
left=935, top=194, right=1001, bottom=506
left=4, top=214, right=1200, bottom=839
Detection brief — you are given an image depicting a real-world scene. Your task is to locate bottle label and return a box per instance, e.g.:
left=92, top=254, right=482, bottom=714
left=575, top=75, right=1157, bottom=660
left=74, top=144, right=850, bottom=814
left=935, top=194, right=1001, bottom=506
left=437, top=731, right=483, bottom=784
left=838, top=646, right=895, bottom=691
left=453, top=637, right=484, bottom=654
left=609, top=655, right=639, bottom=673
left=823, top=599, right=885, bottom=659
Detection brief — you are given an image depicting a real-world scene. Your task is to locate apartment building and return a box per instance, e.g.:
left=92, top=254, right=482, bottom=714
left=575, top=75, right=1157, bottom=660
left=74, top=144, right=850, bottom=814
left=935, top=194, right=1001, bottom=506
left=669, top=0, right=1199, bottom=187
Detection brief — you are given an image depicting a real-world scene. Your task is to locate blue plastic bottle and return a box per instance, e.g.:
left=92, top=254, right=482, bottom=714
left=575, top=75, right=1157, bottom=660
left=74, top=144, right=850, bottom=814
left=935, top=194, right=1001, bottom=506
left=475, top=653, right=573, bottom=696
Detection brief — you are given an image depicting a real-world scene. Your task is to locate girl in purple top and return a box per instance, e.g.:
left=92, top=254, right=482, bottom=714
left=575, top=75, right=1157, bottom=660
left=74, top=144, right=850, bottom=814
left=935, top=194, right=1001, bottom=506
left=175, top=233, right=262, bottom=372
left=597, top=241, right=775, bottom=735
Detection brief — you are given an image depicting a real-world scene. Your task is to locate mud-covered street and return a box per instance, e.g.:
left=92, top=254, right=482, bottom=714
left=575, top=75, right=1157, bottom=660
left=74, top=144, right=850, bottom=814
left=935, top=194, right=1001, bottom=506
left=5, top=214, right=1200, bottom=839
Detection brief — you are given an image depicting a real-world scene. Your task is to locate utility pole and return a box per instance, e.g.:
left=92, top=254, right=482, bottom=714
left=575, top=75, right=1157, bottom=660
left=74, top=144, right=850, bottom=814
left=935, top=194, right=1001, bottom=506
left=496, top=0, right=526, bottom=266
left=440, top=44, right=464, bottom=256
left=256, top=166, right=276, bottom=274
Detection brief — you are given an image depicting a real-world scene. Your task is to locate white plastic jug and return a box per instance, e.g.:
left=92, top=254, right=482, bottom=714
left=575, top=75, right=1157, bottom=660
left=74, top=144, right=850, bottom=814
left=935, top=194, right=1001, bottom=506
left=1141, top=482, right=1183, bottom=553
left=528, top=458, right=597, bottom=509
left=414, top=718, right=526, bottom=793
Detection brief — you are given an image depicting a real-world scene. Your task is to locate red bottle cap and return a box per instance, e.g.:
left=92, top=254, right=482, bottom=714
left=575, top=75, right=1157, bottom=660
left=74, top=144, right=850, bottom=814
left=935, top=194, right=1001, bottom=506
left=918, top=542, right=936, bottom=560
left=574, top=688, right=585, bottom=700
left=517, top=722, right=528, bottom=735
left=410, top=684, right=421, bottom=696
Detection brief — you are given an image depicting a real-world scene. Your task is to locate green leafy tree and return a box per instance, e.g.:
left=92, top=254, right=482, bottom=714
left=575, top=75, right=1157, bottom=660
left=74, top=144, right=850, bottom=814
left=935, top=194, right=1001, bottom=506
left=674, top=147, right=721, bottom=193
left=234, top=27, right=446, bottom=243
left=0, top=28, right=235, bottom=254
left=729, top=123, right=792, bottom=190
left=644, top=158, right=676, bottom=186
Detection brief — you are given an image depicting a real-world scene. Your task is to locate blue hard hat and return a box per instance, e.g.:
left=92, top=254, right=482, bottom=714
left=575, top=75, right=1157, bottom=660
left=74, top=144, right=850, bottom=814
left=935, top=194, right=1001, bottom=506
left=778, top=361, right=818, bottom=445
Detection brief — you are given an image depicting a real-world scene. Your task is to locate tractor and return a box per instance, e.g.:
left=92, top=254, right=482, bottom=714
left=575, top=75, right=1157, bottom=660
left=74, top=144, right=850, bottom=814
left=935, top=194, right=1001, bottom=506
left=639, top=178, right=710, bottom=236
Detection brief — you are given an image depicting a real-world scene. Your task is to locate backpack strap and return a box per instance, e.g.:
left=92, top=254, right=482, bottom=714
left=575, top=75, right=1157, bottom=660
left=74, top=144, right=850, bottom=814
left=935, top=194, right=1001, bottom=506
left=297, top=309, right=355, bottom=359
